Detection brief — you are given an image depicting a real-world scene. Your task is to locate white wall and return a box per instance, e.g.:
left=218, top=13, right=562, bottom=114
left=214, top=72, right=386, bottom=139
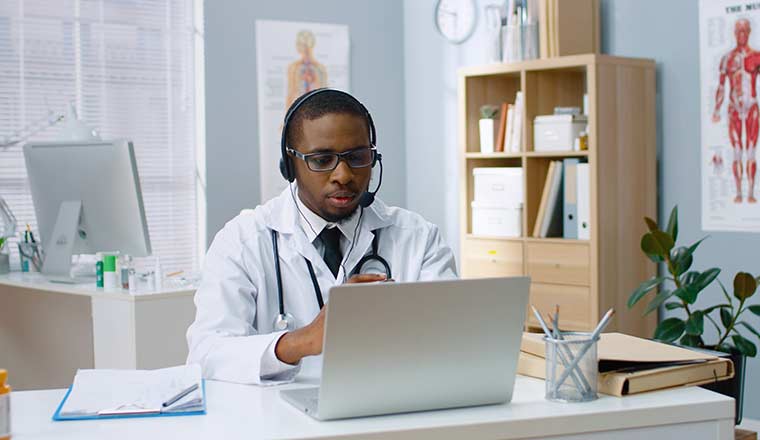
left=204, top=0, right=406, bottom=243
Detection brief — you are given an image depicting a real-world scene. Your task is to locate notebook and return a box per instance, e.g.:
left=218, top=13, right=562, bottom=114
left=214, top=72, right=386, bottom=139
left=53, top=364, right=206, bottom=421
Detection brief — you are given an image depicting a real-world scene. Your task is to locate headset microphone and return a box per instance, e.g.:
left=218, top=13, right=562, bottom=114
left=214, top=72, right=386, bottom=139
left=358, top=153, right=383, bottom=208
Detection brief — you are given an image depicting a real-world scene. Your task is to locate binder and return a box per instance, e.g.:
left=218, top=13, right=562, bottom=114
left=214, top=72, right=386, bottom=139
left=539, top=161, right=563, bottom=238
left=562, top=158, right=580, bottom=239
left=576, top=162, right=590, bottom=239
left=532, top=161, right=556, bottom=237
left=52, top=365, right=206, bottom=421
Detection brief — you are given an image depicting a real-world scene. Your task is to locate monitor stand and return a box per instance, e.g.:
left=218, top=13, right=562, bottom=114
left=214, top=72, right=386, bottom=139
left=42, top=200, right=82, bottom=283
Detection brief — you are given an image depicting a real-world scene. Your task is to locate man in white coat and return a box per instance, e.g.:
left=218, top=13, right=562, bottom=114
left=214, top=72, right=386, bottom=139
left=187, top=89, right=457, bottom=385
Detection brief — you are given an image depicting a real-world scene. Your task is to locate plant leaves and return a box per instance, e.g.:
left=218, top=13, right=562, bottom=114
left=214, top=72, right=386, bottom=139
left=732, top=334, right=757, bottom=357
left=718, top=279, right=733, bottom=304
left=644, top=217, right=659, bottom=232
left=685, top=311, right=705, bottom=336
left=640, top=233, right=665, bottom=262
left=652, top=230, right=675, bottom=254
left=692, top=268, right=721, bottom=293
left=749, top=305, right=760, bottom=316
left=680, top=334, right=702, bottom=347
left=674, top=286, right=699, bottom=305
left=702, top=304, right=731, bottom=314
left=654, top=318, right=685, bottom=342
left=687, top=237, right=707, bottom=254
left=734, top=272, right=758, bottom=300
left=643, top=290, right=675, bottom=315
left=665, top=302, right=685, bottom=310
left=738, top=321, right=760, bottom=339
left=669, top=247, right=693, bottom=276
left=666, top=206, right=678, bottom=242
left=628, top=276, right=666, bottom=308
left=720, top=308, right=733, bottom=328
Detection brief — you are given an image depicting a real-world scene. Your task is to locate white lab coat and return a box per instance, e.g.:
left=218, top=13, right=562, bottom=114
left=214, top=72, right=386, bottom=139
left=186, top=187, right=458, bottom=385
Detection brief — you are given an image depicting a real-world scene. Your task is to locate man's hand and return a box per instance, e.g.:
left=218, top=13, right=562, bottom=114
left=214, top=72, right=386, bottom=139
left=274, top=273, right=388, bottom=365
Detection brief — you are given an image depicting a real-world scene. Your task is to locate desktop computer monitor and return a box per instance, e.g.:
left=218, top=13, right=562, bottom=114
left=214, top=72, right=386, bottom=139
left=23, top=140, right=151, bottom=280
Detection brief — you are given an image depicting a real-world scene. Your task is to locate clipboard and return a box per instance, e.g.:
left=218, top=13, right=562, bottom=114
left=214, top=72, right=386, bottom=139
left=52, top=379, right=207, bottom=421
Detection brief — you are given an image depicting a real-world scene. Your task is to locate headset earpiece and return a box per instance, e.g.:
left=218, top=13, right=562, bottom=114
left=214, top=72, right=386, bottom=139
left=279, top=157, right=295, bottom=182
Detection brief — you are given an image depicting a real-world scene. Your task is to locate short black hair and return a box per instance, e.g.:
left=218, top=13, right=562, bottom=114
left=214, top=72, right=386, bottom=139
left=285, top=90, right=371, bottom=148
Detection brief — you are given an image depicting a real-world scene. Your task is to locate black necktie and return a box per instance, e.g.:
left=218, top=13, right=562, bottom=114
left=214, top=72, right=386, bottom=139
left=319, top=227, right=343, bottom=278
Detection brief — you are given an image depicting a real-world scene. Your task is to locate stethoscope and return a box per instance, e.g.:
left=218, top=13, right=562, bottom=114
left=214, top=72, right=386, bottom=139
left=271, top=227, right=392, bottom=332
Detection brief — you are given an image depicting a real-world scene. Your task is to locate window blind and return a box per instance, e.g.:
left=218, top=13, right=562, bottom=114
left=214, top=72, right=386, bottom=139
left=0, top=0, right=205, bottom=273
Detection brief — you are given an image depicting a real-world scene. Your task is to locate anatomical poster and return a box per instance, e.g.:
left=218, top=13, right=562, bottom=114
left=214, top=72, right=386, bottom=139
left=255, top=20, right=350, bottom=203
left=700, top=0, right=760, bottom=231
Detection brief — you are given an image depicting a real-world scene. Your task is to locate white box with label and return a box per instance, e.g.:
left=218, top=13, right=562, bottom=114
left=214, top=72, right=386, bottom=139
left=471, top=201, right=522, bottom=237
left=473, top=167, right=523, bottom=205
left=533, top=114, right=587, bottom=152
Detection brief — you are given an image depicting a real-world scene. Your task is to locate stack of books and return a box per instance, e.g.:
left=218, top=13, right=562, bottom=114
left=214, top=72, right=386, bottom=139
left=494, top=91, right=524, bottom=153
left=518, top=332, right=735, bottom=397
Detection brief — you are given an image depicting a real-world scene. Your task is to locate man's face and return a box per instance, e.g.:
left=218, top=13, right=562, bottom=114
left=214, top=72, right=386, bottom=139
left=293, top=113, right=372, bottom=222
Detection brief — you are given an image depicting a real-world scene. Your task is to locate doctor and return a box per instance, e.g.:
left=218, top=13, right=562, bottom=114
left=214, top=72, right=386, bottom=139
left=187, top=88, right=457, bottom=385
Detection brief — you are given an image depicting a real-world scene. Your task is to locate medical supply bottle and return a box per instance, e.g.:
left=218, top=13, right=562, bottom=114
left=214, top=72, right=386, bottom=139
left=0, top=369, right=10, bottom=440
left=103, top=254, right=118, bottom=290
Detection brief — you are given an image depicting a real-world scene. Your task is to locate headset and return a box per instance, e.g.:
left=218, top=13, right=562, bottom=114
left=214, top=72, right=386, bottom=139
left=273, top=88, right=392, bottom=332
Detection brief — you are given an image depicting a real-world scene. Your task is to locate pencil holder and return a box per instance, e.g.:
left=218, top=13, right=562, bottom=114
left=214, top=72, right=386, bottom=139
left=545, top=332, right=599, bottom=402
left=17, top=242, right=43, bottom=272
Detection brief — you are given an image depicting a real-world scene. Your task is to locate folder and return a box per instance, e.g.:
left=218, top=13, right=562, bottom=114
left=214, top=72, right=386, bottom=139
left=52, top=365, right=206, bottom=421
left=517, top=333, right=735, bottom=397
left=562, top=158, right=580, bottom=239
left=576, top=162, right=590, bottom=239
left=538, top=161, right=563, bottom=238
left=532, top=161, right=556, bottom=237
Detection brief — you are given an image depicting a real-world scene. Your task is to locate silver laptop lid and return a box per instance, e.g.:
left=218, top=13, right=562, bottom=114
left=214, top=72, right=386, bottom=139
left=318, top=276, right=530, bottom=419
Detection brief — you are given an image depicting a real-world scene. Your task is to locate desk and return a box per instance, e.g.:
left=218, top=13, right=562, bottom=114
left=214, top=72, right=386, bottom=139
left=0, top=273, right=196, bottom=390
left=10, top=376, right=734, bottom=439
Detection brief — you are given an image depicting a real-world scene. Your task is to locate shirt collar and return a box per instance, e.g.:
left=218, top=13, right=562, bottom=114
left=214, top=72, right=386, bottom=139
left=295, top=187, right=361, bottom=244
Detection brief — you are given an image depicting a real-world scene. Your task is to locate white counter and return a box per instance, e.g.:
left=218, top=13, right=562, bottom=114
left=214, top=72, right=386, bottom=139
left=10, top=376, right=734, bottom=440
left=0, top=273, right=196, bottom=390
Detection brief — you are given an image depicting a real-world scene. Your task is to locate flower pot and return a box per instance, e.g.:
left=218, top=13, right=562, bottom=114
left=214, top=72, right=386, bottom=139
left=0, top=252, right=9, bottom=275
left=479, top=118, right=495, bottom=153
left=700, top=350, right=746, bottom=425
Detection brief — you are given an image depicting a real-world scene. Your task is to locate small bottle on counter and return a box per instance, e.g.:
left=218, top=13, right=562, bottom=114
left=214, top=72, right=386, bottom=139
left=103, top=254, right=118, bottom=290
left=0, top=369, right=11, bottom=440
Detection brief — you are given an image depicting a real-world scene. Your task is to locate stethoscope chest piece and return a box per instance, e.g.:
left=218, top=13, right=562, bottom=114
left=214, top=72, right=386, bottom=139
left=274, top=312, right=296, bottom=332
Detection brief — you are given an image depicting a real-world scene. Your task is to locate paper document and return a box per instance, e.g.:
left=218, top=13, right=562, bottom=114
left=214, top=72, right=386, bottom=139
left=59, top=365, right=203, bottom=417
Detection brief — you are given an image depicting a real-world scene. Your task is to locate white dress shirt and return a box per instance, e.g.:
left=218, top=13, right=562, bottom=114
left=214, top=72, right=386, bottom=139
left=186, top=186, right=458, bottom=385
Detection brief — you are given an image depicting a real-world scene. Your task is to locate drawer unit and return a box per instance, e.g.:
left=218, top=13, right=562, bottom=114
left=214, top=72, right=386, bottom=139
left=527, top=283, right=592, bottom=331
left=462, top=237, right=523, bottom=279
left=526, top=242, right=590, bottom=286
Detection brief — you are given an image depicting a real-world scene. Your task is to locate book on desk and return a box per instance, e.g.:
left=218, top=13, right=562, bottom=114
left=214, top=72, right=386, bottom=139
left=518, top=332, right=735, bottom=397
left=52, top=364, right=206, bottom=421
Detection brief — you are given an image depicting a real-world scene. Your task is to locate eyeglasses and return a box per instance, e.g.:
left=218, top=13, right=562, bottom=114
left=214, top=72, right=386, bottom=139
left=287, top=146, right=376, bottom=172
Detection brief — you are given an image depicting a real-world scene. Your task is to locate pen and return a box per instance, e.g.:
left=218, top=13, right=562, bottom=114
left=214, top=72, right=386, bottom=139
left=531, top=306, right=590, bottom=394
left=162, top=383, right=199, bottom=408
left=554, top=308, right=615, bottom=389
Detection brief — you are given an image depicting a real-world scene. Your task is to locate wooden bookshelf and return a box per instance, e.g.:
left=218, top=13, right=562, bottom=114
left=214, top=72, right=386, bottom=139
left=458, top=54, right=657, bottom=337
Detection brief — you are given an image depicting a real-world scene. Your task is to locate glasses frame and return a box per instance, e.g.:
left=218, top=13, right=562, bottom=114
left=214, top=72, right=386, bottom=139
left=286, top=146, right=377, bottom=172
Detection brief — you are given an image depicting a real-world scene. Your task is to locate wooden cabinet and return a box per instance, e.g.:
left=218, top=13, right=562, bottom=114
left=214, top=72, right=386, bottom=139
left=458, top=54, right=657, bottom=337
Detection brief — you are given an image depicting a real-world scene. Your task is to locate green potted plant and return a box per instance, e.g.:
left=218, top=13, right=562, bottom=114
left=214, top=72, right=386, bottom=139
left=627, top=206, right=759, bottom=424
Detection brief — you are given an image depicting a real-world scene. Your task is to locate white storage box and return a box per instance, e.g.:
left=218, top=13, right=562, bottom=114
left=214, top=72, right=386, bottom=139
left=471, top=201, right=522, bottom=237
left=533, top=114, right=587, bottom=152
left=473, top=167, right=523, bottom=205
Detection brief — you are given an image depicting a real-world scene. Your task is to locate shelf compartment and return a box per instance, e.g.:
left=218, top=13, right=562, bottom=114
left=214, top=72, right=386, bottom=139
left=465, top=72, right=522, bottom=153
left=465, top=158, right=523, bottom=236
left=524, top=67, right=588, bottom=153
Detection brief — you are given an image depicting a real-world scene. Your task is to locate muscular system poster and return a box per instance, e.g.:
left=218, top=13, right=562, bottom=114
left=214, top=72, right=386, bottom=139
left=700, top=1, right=760, bottom=231
left=255, top=20, right=349, bottom=203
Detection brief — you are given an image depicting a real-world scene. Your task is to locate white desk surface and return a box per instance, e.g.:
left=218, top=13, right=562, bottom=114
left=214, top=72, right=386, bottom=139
left=10, top=376, right=734, bottom=440
left=0, top=272, right=194, bottom=301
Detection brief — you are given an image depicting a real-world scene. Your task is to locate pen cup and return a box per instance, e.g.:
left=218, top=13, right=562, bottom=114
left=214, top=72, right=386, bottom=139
left=544, top=332, right=599, bottom=402
left=18, top=242, right=43, bottom=272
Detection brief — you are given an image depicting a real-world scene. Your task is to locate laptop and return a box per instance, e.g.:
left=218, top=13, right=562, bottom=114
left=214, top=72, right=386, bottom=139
left=279, top=276, right=531, bottom=420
